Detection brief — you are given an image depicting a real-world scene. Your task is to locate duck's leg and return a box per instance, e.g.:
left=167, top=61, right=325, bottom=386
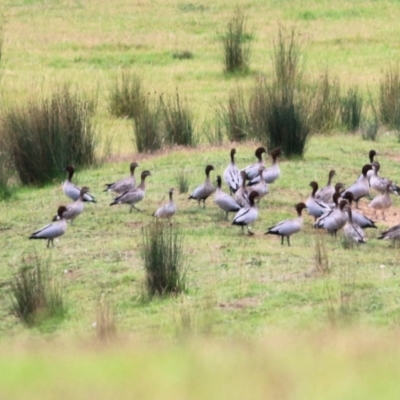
left=287, top=236, right=291, bottom=247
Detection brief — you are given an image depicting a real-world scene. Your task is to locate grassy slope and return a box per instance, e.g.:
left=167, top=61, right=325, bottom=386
left=2, top=0, right=400, bottom=397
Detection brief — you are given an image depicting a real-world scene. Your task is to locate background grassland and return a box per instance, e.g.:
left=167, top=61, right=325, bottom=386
left=2, top=0, right=400, bottom=397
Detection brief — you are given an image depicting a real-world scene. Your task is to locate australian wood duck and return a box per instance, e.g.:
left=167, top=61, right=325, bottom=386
left=153, top=188, right=177, bottom=222
left=29, top=206, right=68, bottom=248
left=188, top=165, right=215, bottom=208
left=104, top=162, right=139, bottom=194
left=223, top=149, right=242, bottom=194
left=214, top=175, right=241, bottom=220
left=241, top=147, right=266, bottom=181
left=232, top=190, right=259, bottom=235
left=265, top=202, right=307, bottom=246
left=63, top=165, right=96, bottom=203
left=248, top=148, right=282, bottom=185
left=110, top=170, right=151, bottom=212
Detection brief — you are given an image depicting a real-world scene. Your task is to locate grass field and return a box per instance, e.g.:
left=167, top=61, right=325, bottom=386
left=2, top=0, right=400, bottom=398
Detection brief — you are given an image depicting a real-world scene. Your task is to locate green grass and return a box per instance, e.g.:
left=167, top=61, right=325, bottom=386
left=2, top=0, right=400, bottom=396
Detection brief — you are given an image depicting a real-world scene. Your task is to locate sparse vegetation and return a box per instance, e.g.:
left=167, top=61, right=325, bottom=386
left=175, top=168, right=190, bottom=194
left=341, top=87, right=363, bottom=132
left=9, top=254, right=66, bottom=327
left=95, top=295, right=117, bottom=342
left=1, top=85, right=97, bottom=185
left=379, top=66, right=400, bottom=130
left=142, top=222, right=187, bottom=297
left=220, top=85, right=252, bottom=142
left=161, top=91, right=196, bottom=147
left=109, top=70, right=144, bottom=119
left=221, top=7, right=252, bottom=73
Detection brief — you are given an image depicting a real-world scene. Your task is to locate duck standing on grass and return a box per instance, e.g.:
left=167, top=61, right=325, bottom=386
left=104, top=162, right=139, bottom=194
left=265, top=203, right=307, bottom=246
left=378, top=224, right=400, bottom=242
left=153, top=188, right=177, bottom=223
left=248, top=148, right=282, bottom=185
left=232, top=190, right=259, bottom=236
left=343, top=205, right=366, bottom=244
left=110, top=170, right=151, bottom=213
left=316, top=170, right=336, bottom=203
left=56, top=186, right=90, bottom=225
left=188, top=165, right=215, bottom=208
left=241, top=147, right=266, bottom=181
left=63, top=165, right=96, bottom=202
left=29, top=206, right=68, bottom=248
left=214, top=175, right=241, bottom=220
left=368, top=181, right=393, bottom=221
left=223, top=149, right=242, bottom=194
left=341, top=164, right=373, bottom=208
left=306, top=181, right=331, bottom=221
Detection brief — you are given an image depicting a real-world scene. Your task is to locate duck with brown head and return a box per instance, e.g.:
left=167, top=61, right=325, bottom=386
left=223, top=149, right=242, bottom=194
left=153, top=188, right=177, bottom=223
left=63, top=165, right=96, bottom=203
left=232, top=190, right=259, bottom=235
left=342, top=192, right=377, bottom=229
left=214, top=175, right=241, bottom=220
left=57, top=186, right=90, bottom=224
left=341, top=164, right=373, bottom=208
left=110, top=170, right=151, bottom=212
left=241, top=147, right=266, bottom=181
left=343, top=205, right=366, bottom=244
left=370, top=161, right=400, bottom=195
left=306, top=181, right=331, bottom=221
left=248, top=148, right=282, bottom=185
left=29, top=206, right=68, bottom=248
left=104, top=162, right=139, bottom=194
left=315, top=170, right=336, bottom=203
left=188, top=165, right=215, bottom=208
left=368, top=181, right=393, bottom=221
left=265, top=203, right=307, bottom=246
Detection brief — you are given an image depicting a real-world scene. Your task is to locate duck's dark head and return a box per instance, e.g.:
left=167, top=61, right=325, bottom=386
left=342, top=191, right=354, bottom=204
left=369, top=150, right=377, bottom=163
left=329, top=170, right=336, bottom=179
left=334, top=182, right=345, bottom=193
left=64, top=165, right=75, bottom=179
left=362, top=164, right=373, bottom=176
left=57, top=205, right=68, bottom=218
left=248, top=190, right=259, bottom=205
left=255, top=147, right=266, bottom=160
left=295, top=202, right=307, bottom=215
left=270, top=148, right=282, bottom=160
left=141, top=170, right=151, bottom=180
left=205, top=165, right=214, bottom=176
left=309, top=181, right=319, bottom=194
left=130, top=162, right=139, bottom=173
left=80, top=186, right=90, bottom=195
left=339, top=200, right=348, bottom=211
left=216, top=175, right=222, bottom=187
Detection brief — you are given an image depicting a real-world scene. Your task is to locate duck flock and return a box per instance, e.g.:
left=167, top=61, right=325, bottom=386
left=29, top=147, right=400, bottom=248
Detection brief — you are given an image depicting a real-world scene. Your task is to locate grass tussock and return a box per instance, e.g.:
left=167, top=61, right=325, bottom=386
left=175, top=168, right=190, bottom=194
left=222, top=7, right=252, bottom=74
left=1, top=85, right=97, bottom=185
left=0, top=148, right=15, bottom=201
left=109, top=70, right=144, bottom=119
left=379, top=66, right=400, bottom=130
left=161, top=91, right=196, bottom=147
left=249, top=27, right=312, bottom=157
left=312, top=71, right=341, bottom=133
left=142, top=221, right=187, bottom=297
left=340, top=87, right=363, bottom=132
left=220, top=85, right=252, bottom=142
left=95, top=295, right=117, bottom=343
left=9, top=254, right=66, bottom=327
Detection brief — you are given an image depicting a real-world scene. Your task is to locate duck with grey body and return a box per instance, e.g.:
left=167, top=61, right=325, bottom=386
left=341, top=164, right=373, bottom=208
left=110, top=170, right=151, bottom=212
left=29, top=206, right=68, bottom=248
left=153, top=188, right=177, bottom=222
left=248, top=148, right=282, bottom=185
left=188, top=165, right=215, bottom=208
left=306, top=181, right=331, bottom=221
left=214, top=175, right=241, bottom=220
left=241, top=147, right=266, bottom=181
left=232, top=190, right=259, bottom=236
left=265, top=202, right=307, bottom=246
left=315, top=170, right=336, bottom=203
left=104, top=162, right=139, bottom=194
left=63, top=165, right=96, bottom=203
left=55, top=186, right=89, bottom=225
left=223, top=149, right=242, bottom=194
